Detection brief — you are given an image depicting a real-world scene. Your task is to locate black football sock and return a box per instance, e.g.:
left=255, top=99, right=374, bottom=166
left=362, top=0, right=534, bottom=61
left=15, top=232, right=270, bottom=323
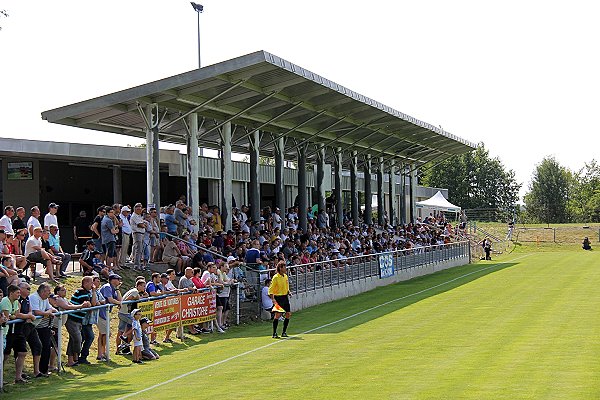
left=283, top=318, right=290, bottom=333
left=273, top=318, right=279, bottom=335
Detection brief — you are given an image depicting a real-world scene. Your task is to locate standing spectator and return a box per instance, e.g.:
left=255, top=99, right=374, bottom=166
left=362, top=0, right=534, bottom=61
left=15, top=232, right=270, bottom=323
left=147, top=208, right=160, bottom=262
left=145, top=272, right=162, bottom=344
left=177, top=267, right=199, bottom=337
left=118, top=279, right=148, bottom=353
left=27, top=206, right=42, bottom=238
left=73, top=210, right=91, bottom=253
left=0, top=206, right=15, bottom=236
left=130, top=309, right=144, bottom=364
left=16, top=282, right=43, bottom=378
left=217, top=262, right=235, bottom=331
left=48, top=224, right=71, bottom=277
left=174, top=200, right=188, bottom=236
left=12, top=207, right=27, bottom=233
left=79, top=276, right=101, bottom=365
left=2, top=284, right=32, bottom=384
left=158, top=270, right=179, bottom=343
left=99, top=274, right=122, bottom=360
left=30, top=282, right=56, bottom=376
left=66, top=276, right=95, bottom=366
left=101, top=207, right=119, bottom=271
left=164, top=205, right=178, bottom=236
left=44, top=203, right=59, bottom=233
left=47, top=285, right=88, bottom=371
left=130, top=203, right=146, bottom=271
left=89, top=276, right=107, bottom=361
left=119, top=206, right=132, bottom=268
left=90, top=207, right=106, bottom=258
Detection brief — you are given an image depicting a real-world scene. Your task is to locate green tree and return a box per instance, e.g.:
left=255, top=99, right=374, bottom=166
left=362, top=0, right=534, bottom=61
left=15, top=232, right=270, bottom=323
left=523, top=156, right=571, bottom=224
left=567, top=160, right=600, bottom=222
left=0, top=10, right=8, bottom=31
left=420, top=143, right=520, bottom=219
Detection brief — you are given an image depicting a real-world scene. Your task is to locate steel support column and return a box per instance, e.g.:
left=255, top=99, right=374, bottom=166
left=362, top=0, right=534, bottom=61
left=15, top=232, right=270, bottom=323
left=410, top=163, right=417, bottom=223
left=399, top=163, right=406, bottom=225
left=298, top=145, right=308, bottom=232
left=388, top=163, right=396, bottom=226
left=112, top=166, right=122, bottom=204
left=363, top=155, right=372, bottom=225
left=275, top=137, right=286, bottom=214
left=334, top=148, right=343, bottom=228
left=187, top=113, right=200, bottom=224
left=377, top=157, right=384, bottom=226
left=249, top=130, right=261, bottom=223
left=316, top=146, right=326, bottom=213
left=221, top=122, right=233, bottom=231
left=350, top=151, right=359, bottom=226
left=145, top=104, right=160, bottom=208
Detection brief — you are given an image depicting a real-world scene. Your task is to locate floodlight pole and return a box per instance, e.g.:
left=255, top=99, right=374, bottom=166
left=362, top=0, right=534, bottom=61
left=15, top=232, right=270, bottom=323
left=191, top=2, right=204, bottom=68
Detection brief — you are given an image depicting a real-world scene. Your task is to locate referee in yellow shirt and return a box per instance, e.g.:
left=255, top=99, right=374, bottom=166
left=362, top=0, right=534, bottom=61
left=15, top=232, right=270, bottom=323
left=269, top=261, right=292, bottom=338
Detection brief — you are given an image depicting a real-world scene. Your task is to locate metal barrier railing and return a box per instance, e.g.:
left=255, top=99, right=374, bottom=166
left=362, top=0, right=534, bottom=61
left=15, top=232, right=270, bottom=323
left=161, top=231, right=228, bottom=260
left=0, top=284, right=239, bottom=390
left=243, top=241, right=470, bottom=297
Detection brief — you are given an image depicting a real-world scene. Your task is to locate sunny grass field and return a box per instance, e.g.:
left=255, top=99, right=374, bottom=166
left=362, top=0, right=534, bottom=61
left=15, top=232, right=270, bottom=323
left=8, top=248, right=600, bottom=399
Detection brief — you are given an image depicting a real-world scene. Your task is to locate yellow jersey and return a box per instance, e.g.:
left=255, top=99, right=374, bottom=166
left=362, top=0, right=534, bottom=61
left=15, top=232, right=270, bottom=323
left=268, top=273, right=289, bottom=296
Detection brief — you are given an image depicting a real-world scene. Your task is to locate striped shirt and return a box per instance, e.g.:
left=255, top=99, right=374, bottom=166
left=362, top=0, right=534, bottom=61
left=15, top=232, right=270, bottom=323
left=68, top=288, right=91, bottom=322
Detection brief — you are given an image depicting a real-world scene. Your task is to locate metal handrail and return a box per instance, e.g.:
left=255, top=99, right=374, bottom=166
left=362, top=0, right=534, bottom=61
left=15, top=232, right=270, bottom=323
left=161, top=231, right=227, bottom=260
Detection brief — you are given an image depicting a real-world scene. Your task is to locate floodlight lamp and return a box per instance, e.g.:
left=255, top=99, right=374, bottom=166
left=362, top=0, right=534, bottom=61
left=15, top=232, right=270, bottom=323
left=191, top=2, right=204, bottom=13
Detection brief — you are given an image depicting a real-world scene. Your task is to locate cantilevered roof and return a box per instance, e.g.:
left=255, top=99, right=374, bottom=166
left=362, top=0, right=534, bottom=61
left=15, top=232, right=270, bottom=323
left=42, top=50, right=475, bottom=168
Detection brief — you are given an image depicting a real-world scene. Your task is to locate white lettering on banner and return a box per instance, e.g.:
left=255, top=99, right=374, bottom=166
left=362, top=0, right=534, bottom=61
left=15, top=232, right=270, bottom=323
left=187, top=295, right=206, bottom=306
left=181, top=306, right=209, bottom=319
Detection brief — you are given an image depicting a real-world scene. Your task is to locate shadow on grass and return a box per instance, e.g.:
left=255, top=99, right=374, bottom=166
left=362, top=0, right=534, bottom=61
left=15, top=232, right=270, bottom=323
left=5, top=260, right=520, bottom=399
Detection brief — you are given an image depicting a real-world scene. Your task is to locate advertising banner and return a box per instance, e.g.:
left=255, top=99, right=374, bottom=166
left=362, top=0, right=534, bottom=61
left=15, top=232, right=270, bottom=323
left=378, top=252, right=395, bottom=279
left=180, top=291, right=217, bottom=325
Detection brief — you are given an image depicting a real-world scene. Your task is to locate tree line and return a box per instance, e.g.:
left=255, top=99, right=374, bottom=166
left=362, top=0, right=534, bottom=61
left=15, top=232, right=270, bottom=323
left=420, top=144, right=600, bottom=223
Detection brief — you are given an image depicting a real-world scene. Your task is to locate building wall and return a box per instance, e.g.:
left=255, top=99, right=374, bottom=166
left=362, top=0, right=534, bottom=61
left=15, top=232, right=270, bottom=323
left=1, top=159, right=40, bottom=216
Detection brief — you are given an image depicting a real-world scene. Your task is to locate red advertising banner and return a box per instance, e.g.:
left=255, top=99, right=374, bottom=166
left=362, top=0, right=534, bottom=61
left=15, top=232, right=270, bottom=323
left=151, top=296, right=181, bottom=332
left=180, top=291, right=217, bottom=326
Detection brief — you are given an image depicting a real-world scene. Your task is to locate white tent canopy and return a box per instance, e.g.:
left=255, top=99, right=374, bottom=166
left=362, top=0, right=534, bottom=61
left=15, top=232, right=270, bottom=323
left=415, top=191, right=461, bottom=213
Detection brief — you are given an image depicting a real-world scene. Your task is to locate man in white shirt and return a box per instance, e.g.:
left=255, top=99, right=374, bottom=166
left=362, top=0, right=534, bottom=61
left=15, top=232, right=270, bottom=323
left=272, top=208, right=282, bottom=230
left=119, top=206, right=132, bottom=268
left=25, top=227, right=55, bottom=281
left=130, top=203, right=146, bottom=271
left=30, top=282, right=56, bottom=376
left=44, top=203, right=59, bottom=233
left=0, top=206, right=15, bottom=236
left=27, top=206, right=42, bottom=237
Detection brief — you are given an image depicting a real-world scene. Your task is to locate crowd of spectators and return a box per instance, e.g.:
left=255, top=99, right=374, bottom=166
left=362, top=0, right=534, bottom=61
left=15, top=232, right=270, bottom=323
left=0, top=197, right=461, bottom=385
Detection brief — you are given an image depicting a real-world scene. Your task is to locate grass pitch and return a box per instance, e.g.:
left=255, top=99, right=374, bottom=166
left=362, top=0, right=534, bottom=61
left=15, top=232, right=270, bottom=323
left=8, top=249, right=600, bottom=399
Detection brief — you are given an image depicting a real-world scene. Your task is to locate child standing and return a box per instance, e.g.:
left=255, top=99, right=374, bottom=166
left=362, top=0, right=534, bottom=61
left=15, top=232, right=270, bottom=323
left=130, top=308, right=144, bottom=364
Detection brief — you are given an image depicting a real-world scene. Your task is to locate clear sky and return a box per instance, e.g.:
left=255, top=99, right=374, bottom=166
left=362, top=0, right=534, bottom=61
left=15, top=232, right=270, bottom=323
left=1, top=1, right=598, bottom=199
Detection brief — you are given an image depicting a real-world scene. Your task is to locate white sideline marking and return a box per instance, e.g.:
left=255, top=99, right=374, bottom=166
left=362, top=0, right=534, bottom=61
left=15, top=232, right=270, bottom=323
left=116, top=255, right=530, bottom=400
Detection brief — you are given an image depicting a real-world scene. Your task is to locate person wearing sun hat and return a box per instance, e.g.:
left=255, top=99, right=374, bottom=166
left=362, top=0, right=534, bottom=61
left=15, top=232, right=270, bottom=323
left=130, top=308, right=144, bottom=364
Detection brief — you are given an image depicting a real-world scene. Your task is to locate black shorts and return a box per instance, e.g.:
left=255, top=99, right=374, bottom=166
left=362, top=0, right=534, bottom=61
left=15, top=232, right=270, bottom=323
left=216, top=296, right=230, bottom=311
left=27, top=251, right=45, bottom=264
left=103, top=241, right=117, bottom=257
left=274, top=295, right=291, bottom=313
left=4, top=332, right=27, bottom=356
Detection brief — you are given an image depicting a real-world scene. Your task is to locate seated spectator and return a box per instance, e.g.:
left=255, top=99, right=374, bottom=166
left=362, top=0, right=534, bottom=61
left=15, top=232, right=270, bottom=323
left=48, top=224, right=72, bottom=277
left=583, top=237, right=592, bottom=250
left=162, top=237, right=186, bottom=275
left=140, top=317, right=159, bottom=360
left=25, top=227, right=56, bottom=281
